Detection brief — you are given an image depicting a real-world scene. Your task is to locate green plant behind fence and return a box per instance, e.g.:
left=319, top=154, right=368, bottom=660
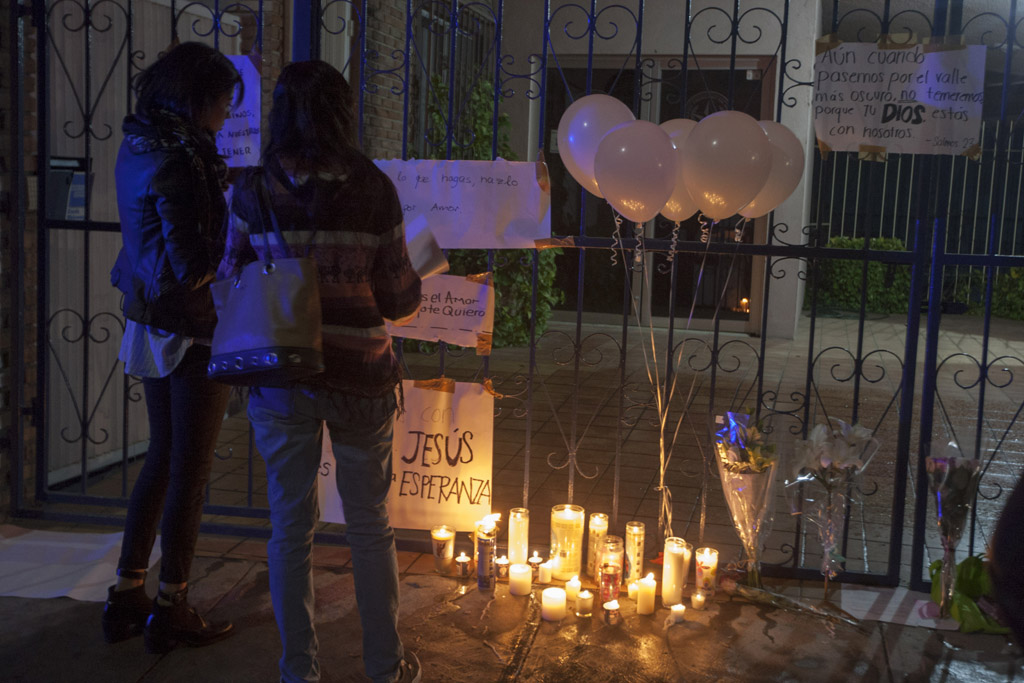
left=811, top=236, right=912, bottom=314
left=419, top=75, right=562, bottom=349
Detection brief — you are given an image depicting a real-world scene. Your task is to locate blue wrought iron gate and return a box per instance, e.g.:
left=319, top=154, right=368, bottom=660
left=13, top=0, right=1024, bottom=593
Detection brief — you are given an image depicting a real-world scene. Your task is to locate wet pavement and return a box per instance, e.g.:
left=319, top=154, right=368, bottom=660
left=1, top=534, right=1022, bottom=683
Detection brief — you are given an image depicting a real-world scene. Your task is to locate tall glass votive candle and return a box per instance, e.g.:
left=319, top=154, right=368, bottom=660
left=508, top=508, right=530, bottom=564
left=430, top=524, right=455, bottom=574
left=598, top=535, right=624, bottom=604
left=550, top=504, right=585, bottom=581
left=695, top=547, right=719, bottom=594
left=661, top=537, right=692, bottom=607
left=476, top=518, right=499, bottom=592
left=586, top=512, right=609, bottom=579
left=624, top=521, right=645, bottom=585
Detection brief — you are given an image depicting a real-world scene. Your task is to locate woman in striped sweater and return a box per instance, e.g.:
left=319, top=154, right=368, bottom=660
left=218, top=61, right=421, bottom=683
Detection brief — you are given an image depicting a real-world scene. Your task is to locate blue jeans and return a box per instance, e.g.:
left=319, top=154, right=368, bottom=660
left=248, top=386, right=404, bottom=683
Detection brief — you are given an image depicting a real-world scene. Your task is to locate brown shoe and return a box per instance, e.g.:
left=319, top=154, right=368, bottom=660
left=102, top=584, right=152, bottom=643
left=143, top=588, right=233, bottom=653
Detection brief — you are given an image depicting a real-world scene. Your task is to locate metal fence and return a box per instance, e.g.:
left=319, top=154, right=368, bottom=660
left=13, top=0, right=1024, bottom=592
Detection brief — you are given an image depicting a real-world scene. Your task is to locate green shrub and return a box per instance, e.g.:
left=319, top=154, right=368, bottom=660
left=811, top=236, right=912, bottom=314
left=991, top=267, right=1024, bottom=320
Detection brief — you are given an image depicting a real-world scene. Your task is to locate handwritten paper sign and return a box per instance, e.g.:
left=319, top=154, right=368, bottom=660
left=318, top=379, right=494, bottom=530
left=217, top=56, right=261, bottom=167
left=387, top=274, right=494, bottom=353
left=814, top=42, right=984, bottom=156
left=373, top=159, right=551, bottom=249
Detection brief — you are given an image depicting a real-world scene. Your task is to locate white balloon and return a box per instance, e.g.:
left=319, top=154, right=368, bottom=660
left=680, top=111, right=772, bottom=221
left=556, top=94, right=635, bottom=198
left=659, top=119, right=699, bottom=221
left=739, top=121, right=806, bottom=219
left=594, top=120, right=677, bottom=223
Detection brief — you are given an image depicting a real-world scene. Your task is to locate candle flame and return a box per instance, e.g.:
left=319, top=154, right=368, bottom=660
left=645, top=573, right=655, bottom=581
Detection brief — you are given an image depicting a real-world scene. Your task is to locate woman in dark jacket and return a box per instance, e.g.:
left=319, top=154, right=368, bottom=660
left=104, top=41, right=239, bottom=653
left=219, top=61, right=422, bottom=683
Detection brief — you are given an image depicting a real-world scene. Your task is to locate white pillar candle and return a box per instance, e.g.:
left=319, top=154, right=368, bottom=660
left=455, top=551, right=471, bottom=578
left=508, top=508, right=530, bottom=564
left=695, top=547, right=719, bottom=594
left=691, top=589, right=707, bottom=610
left=575, top=589, right=594, bottom=617
left=627, top=581, right=638, bottom=601
left=586, top=512, right=609, bottom=578
left=539, top=560, right=553, bottom=584
left=661, top=537, right=692, bottom=607
left=565, top=575, right=581, bottom=603
left=495, top=555, right=510, bottom=580
left=637, top=573, right=656, bottom=615
left=541, top=587, right=566, bottom=621
left=670, top=603, right=686, bottom=623
left=509, top=563, right=532, bottom=596
left=430, top=525, right=455, bottom=574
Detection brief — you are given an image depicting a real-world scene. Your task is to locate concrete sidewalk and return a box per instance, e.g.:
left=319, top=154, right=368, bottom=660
left=1, top=530, right=1022, bottom=683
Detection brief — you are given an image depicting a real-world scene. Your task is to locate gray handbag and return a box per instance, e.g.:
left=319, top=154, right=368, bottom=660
left=208, top=170, right=325, bottom=386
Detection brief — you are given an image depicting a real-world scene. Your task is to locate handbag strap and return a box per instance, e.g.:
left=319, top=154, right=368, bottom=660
left=252, top=167, right=295, bottom=262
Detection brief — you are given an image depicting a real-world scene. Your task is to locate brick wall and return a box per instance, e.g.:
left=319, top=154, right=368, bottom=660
left=361, top=0, right=405, bottom=160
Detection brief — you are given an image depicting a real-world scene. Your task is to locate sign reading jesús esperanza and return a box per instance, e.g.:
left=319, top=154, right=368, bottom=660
left=318, top=379, right=493, bottom=530
left=813, top=41, right=985, bottom=156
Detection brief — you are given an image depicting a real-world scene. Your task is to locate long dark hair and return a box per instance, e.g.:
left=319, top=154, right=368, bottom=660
left=134, top=42, right=241, bottom=124
left=264, top=60, right=361, bottom=173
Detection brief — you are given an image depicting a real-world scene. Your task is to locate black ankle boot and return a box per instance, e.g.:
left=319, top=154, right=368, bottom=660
left=143, top=588, right=234, bottom=653
left=102, top=584, right=152, bottom=643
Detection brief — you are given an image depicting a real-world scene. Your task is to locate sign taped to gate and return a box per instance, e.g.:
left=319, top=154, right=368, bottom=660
left=386, top=273, right=494, bottom=354
left=318, top=379, right=494, bottom=530
left=813, top=41, right=984, bottom=157
left=373, top=158, right=551, bottom=249
left=217, top=56, right=261, bottom=167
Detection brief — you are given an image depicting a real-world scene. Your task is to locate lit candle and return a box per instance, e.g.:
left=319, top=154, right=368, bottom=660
left=539, top=560, right=553, bottom=584
left=691, top=589, right=707, bottom=610
left=565, top=575, right=581, bottom=603
left=586, top=512, right=609, bottom=579
left=550, top=504, right=585, bottom=580
left=627, top=581, right=638, bottom=601
left=602, top=599, right=621, bottom=626
left=509, top=563, right=532, bottom=596
left=671, top=603, right=687, bottom=623
left=528, top=551, right=543, bottom=580
left=575, top=589, right=594, bottom=617
left=475, top=515, right=501, bottom=592
left=495, top=555, right=510, bottom=580
left=508, top=508, right=530, bottom=564
left=661, top=537, right=692, bottom=607
left=637, top=573, right=656, bottom=615
left=541, top=587, right=566, bottom=621
left=695, top=547, right=719, bottom=594
left=624, top=521, right=645, bottom=585
left=455, top=551, right=471, bottom=578
left=430, top=524, right=455, bottom=574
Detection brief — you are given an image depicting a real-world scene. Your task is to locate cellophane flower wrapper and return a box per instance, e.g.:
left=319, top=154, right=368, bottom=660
left=925, top=439, right=983, bottom=618
left=716, top=413, right=777, bottom=587
left=786, top=420, right=879, bottom=579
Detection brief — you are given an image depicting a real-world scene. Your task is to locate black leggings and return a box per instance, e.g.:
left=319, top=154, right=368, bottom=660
left=117, top=344, right=230, bottom=583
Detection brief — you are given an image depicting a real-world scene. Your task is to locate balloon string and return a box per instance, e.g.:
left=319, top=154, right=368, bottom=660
left=632, top=222, right=644, bottom=272
left=734, top=218, right=748, bottom=243
left=699, top=214, right=711, bottom=244
left=668, top=221, right=680, bottom=263
left=610, top=210, right=623, bottom=267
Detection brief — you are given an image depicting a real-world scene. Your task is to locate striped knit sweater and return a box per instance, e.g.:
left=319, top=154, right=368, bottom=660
left=218, top=157, right=421, bottom=397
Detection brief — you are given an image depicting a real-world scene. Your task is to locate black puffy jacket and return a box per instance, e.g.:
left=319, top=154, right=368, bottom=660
left=110, top=115, right=226, bottom=338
